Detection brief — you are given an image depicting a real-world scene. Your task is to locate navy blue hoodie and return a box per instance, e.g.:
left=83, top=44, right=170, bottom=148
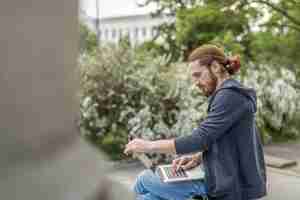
left=175, top=79, right=267, bottom=200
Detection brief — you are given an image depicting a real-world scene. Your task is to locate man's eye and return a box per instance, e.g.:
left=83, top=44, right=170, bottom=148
left=196, top=74, right=202, bottom=79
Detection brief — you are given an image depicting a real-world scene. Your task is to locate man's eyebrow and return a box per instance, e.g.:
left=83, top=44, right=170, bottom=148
left=192, top=72, right=201, bottom=75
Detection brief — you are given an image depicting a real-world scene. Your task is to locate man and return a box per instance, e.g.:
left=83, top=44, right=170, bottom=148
left=124, top=45, right=267, bottom=200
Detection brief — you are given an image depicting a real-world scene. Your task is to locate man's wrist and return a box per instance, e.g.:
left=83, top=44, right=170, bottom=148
left=193, top=153, right=202, bottom=164
left=147, top=141, right=156, bottom=153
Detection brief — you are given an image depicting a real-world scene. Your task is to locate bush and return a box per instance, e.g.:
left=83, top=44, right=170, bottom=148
left=241, top=63, right=300, bottom=142
left=78, top=44, right=207, bottom=160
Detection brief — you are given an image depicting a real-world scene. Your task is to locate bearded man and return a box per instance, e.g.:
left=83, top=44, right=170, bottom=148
left=125, top=45, right=267, bottom=200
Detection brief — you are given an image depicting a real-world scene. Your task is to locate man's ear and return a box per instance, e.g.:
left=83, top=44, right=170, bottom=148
left=211, top=61, right=222, bottom=74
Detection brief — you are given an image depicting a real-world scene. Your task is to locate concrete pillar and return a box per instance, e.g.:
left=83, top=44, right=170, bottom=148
left=0, top=1, right=133, bottom=200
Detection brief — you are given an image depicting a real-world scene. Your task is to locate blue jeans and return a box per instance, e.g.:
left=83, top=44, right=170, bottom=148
left=133, top=169, right=208, bottom=200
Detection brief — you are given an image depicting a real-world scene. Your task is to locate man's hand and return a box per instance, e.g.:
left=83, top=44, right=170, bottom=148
left=124, top=138, right=153, bottom=155
left=171, top=154, right=201, bottom=174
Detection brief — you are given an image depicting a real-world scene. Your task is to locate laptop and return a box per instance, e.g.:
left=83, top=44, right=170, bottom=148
left=134, top=153, right=205, bottom=183
left=156, top=164, right=205, bottom=183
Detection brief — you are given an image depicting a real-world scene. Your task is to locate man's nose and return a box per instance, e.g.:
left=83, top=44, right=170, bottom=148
left=195, top=79, right=203, bottom=88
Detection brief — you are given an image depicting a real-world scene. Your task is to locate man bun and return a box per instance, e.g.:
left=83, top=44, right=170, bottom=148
left=225, top=55, right=241, bottom=75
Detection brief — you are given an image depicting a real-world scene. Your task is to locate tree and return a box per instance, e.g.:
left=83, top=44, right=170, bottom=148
left=247, top=0, right=300, bottom=76
left=139, top=0, right=262, bottom=62
left=175, top=3, right=248, bottom=59
left=249, top=0, right=300, bottom=32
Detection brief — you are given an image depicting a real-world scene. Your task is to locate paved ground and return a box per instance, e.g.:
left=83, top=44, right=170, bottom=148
left=266, top=168, right=300, bottom=200
left=108, top=151, right=300, bottom=200
left=264, top=141, right=300, bottom=174
left=107, top=140, right=300, bottom=199
left=108, top=162, right=144, bottom=189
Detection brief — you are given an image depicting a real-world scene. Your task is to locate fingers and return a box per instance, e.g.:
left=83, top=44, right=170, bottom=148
left=177, top=158, right=187, bottom=169
left=182, top=159, right=197, bottom=170
left=172, top=157, right=189, bottom=174
left=171, top=156, right=199, bottom=173
left=171, top=158, right=181, bottom=174
left=172, top=157, right=181, bottom=167
left=124, top=141, right=135, bottom=155
left=123, top=145, right=131, bottom=155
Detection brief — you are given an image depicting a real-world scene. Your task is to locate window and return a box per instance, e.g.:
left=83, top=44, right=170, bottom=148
left=119, top=29, right=123, bottom=38
left=142, top=27, right=147, bottom=37
left=151, top=27, right=158, bottom=37
left=112, top=29, right=116, bottom=39
left=105, top=29, right=109, bottom=40
left=126, top=28, right=131, bottom=39
left=99, top=30, right=102, bottom=39
left=134, top=27, right=139, bottom=39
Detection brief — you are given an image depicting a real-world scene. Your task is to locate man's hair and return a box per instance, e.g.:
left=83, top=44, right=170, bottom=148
left=188, top=44, right=241, bottom=75
left=188, top=44, right=226, bottom=63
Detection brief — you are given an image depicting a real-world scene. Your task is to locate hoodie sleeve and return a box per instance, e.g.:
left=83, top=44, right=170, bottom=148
left=175, top=89, right=250, bottom=155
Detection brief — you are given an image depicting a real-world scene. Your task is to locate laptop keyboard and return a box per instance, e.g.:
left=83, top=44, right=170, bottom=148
left=162, top=166, right=188, bottom=178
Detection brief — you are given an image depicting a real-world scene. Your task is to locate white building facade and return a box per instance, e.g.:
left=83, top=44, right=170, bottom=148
left=81, top=13, right=174, bottom=45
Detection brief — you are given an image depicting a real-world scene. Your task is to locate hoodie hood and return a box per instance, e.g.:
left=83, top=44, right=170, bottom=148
left=208, top=78, right=257, bottom=113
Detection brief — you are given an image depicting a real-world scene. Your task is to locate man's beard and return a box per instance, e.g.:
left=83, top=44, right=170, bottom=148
left=203, top=70, right=218, bottom=97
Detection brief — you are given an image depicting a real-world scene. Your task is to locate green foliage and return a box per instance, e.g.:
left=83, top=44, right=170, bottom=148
left=241, top=63, right=300, bottom=143
left=79, top=22, right=98, bottom=54
left=249, top=30, right=300, bottom=78
left=243, top=0, right=300, bottom=76
left=78, top=44, right=207, bottom=159
left=175, top=4, right=247, bottom=58
left=139, top=0, right=261, bottom=62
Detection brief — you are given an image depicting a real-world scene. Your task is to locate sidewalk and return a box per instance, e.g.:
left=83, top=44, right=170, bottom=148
left=264, top=140, right=300, bottom=174
left=266, top=168, right=300, bottom=200
left=108, top=161, right=144, bottom=189
left=108, top=162, right=300, bottom=200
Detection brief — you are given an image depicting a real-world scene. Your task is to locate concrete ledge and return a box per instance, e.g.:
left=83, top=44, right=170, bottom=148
left=265, top=155, right=297, bottom=169
left=267, top=167, right=300, bottom=178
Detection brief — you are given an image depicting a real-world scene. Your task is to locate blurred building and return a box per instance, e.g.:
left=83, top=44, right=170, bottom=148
left=80, top=11, right=174, bottom=45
